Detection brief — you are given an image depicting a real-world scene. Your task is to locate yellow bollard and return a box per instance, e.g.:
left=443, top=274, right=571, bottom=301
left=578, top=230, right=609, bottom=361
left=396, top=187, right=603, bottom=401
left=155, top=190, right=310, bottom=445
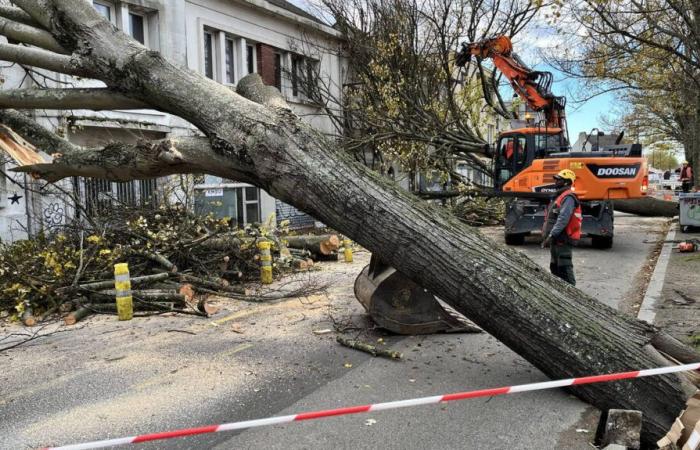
left=258, top=241, right=273, bottom=284
left=343, top=238, right=353, bottom=263
left=113, top=263, right=133, bottom=321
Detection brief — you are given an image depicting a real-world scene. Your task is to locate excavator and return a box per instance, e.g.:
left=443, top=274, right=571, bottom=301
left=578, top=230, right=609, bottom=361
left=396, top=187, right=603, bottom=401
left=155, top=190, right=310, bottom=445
left=456, top=35, right=648, bottom=248
left=354, top=35, right=649, bottom=335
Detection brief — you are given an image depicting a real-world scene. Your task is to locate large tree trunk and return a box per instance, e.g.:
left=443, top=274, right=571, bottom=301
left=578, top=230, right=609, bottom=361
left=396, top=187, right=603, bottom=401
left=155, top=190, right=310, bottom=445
left=3, top=2, right=699, bottom=445
left=614, top=197, right=679, bottom=217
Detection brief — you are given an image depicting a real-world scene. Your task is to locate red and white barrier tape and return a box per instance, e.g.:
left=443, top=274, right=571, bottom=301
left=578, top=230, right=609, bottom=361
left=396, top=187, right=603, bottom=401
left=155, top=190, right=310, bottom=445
left=42, top=362, right=700, bottom=450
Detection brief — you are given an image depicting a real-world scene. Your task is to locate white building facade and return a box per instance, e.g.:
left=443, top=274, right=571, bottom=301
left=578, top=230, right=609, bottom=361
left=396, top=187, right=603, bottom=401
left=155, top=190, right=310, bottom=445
left=0, top=0, right=346, bottom=242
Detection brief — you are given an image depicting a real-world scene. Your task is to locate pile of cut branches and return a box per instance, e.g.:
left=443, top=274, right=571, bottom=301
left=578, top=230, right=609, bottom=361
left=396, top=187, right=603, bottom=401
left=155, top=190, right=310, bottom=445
left=0, top=204, right=333, bottom=324
left=450, top=193, right=506, bottom=227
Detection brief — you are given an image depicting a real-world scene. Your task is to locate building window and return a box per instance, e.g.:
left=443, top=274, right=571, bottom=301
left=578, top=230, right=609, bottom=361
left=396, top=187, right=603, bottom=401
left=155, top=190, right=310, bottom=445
left=290, top=55, right=319, bottom=101
left=116, top=181, right=136, bottom=205
left=244, top=187, right=260, bottom=223
left=305, top=59, right=319, bottom=100
left=79, top=178, right=159, bottom=218
left=128, top=12, right=145, bottom=45
left=203, top=31, right=214, bottom=79
left=139, top=179, right=157, bottom=206
left=236, top=186, right=260, bottom=225
left=93, top=1, right=112, bottom=20
left=274, top=52, right=282, bottom=90
left=225, top=37, right=235, bottom=84
left=291, top=55, right=300, bottom=96
left=247, top=44, right=255, bottom=74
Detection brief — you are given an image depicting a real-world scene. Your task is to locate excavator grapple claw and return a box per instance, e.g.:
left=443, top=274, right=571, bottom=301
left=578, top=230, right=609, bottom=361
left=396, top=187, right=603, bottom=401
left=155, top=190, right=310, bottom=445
left=354, top=254, right=480, bottom=335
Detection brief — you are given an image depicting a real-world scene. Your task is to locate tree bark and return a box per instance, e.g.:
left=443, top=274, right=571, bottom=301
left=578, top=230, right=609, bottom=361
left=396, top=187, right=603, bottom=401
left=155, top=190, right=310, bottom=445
left=0, top=16, right=65, bottom=53
left=63, top=306, right=92, bottom=325
left=0, top=88, right=148, bottom=110
left=284, top=234, right=340, bottom=255
left=0, top=43, right=87, bottom=76
left=3, top=2, right=699, bottom=444
left=0, top=5, right=38, bottom=27
left=614, top=198, right=679, bottom=217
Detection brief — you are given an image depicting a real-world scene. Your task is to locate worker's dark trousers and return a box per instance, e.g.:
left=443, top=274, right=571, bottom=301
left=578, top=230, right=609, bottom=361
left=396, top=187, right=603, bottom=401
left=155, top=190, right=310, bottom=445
left=682, top=181, right=692, bottom=193
left=550, top=241, right=576, bottom=286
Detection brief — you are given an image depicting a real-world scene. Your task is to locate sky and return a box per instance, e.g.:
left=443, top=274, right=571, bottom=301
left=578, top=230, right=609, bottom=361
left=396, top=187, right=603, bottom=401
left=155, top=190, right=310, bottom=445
left=532, top=65, right=617, bottom=143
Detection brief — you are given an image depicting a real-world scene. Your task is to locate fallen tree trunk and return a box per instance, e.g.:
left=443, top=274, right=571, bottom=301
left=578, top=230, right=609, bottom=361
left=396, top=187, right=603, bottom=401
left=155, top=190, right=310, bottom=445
left=284, top=234, right=340, bottom=255
left=3, top=3, right=699, bottom=444
left=614, top=198, right=678, bottom=217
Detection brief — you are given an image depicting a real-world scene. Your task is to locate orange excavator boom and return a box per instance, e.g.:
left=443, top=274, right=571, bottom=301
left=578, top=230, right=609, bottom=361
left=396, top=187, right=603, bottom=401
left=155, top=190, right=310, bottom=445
left=456, top=35, right=566, bottom=130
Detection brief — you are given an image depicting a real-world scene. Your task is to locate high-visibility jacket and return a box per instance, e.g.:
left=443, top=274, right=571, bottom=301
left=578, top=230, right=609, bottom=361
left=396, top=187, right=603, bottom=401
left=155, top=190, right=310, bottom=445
left=681, top=165, right=693, bottom=181
left=505, top=141, right=514, bottom=159
left=554, top=189, right=582, bottom=240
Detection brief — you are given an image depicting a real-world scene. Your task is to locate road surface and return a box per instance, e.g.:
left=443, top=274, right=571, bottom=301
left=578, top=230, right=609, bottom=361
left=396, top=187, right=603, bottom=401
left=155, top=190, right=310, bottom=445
left=0, top=214, right=667, bottom=449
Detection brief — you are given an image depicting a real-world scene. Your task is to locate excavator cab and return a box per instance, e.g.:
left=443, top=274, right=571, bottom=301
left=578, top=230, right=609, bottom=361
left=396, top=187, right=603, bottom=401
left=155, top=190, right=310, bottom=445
left=494, top=129, right=568, bottom=189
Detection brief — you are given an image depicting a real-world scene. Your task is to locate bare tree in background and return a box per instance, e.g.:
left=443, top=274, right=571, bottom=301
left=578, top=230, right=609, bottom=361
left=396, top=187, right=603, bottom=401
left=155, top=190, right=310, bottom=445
left=291, top=0, right=540, bottom=190
left=547, top=0, right=700, bottom=184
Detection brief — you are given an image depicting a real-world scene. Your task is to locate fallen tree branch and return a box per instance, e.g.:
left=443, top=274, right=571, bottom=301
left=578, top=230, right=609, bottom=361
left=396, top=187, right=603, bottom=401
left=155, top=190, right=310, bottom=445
left=0, top=43, right=88, bottom=76
left=0, top=5, right=39, bottom=26
left=336, top=336, right=403, bottom=360
left=60, top=273, right=170, bottom=294
left=0, top=88, right=148, bottom=110
left=0, top=16, right=66, bottom=53
left=0, top=322, right=74, bottom=351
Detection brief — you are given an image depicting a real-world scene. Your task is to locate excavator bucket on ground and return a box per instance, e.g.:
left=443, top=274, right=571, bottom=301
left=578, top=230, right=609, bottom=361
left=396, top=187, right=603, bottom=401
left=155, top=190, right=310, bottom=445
left=354, top=254, right=480, bottom=334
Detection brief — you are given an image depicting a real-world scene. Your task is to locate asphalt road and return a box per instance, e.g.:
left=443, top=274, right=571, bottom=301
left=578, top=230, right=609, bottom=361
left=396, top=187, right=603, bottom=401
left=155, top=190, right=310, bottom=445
left=0, top=213, right=667, bottom=450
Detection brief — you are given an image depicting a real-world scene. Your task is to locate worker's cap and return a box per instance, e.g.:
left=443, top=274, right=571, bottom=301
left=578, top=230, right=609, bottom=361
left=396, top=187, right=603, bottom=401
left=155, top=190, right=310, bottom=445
left=554, top=169, right=576, bottom=182
left=683, top=161, right=689, bottom=164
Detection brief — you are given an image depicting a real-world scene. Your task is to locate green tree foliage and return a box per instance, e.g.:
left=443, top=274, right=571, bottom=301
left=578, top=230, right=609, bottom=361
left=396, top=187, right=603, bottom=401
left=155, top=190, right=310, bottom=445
left=647, top=142, right=680, bottom=171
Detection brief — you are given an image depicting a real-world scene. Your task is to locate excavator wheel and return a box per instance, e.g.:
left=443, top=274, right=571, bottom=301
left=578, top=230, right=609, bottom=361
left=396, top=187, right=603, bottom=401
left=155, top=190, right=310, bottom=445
left=354, top=254, right=480, bottom=335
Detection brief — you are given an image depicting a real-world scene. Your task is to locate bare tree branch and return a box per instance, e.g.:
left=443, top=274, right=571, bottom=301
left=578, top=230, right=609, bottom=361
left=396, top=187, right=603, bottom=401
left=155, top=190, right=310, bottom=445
left=0, top=42, right=89, bottom=76
left=0, top=4, right=39, bottom=27
left=0, top=88, right=148, bottom=110
left=236, top=74, right=290, bottom=109
left=0, top=16, right=67, bottom=53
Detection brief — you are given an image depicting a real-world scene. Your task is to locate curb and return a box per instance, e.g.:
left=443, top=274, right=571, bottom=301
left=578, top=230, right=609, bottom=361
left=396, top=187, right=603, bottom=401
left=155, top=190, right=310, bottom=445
left=637, top=225, right=676, bottom=324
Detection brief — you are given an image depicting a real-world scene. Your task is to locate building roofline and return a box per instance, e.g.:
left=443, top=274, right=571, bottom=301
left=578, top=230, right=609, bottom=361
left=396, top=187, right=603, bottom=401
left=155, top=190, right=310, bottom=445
left=236, top=0, right=343, bottom=39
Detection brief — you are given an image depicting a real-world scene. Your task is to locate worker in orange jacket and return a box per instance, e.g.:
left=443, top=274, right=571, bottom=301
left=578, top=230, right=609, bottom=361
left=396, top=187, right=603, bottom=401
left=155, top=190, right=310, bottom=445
left=680, top=161, right=694, bottom=193
left=541, top=169, right=582, bottom=285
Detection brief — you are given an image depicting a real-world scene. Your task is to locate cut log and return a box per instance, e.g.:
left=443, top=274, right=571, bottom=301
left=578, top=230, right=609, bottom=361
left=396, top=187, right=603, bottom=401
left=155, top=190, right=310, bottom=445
left=178, top=283, right=195, bottom=303
left=132, top=250, right=177, bottom=272
left=292, top=257, right=314, bottom=270
left=89, top=290, right=186, bottom=305
left=87, top=302, right=175, bottom=313
left=614, top=198, right=678, bottom=217
left=59, top=300, right=75, bottom=313
left=288, top=248, right=312, bottom=258
left=57, top=273, right=170, bottom=295
left=199, top=235, right=247, bottom=251
left=175, top=274, right=252, bottom=296
left=64, top=306, right=92, bottom=325
left=21, top=307, right=36, bottom=327
left=285, top=234, right=340, bottom=255
left=197, top=298, right=219, bottom=316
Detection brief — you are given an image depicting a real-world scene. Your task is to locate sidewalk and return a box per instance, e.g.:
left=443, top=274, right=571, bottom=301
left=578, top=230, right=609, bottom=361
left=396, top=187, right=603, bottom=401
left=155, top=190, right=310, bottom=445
left=645, top=225, right=700, bottom=347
